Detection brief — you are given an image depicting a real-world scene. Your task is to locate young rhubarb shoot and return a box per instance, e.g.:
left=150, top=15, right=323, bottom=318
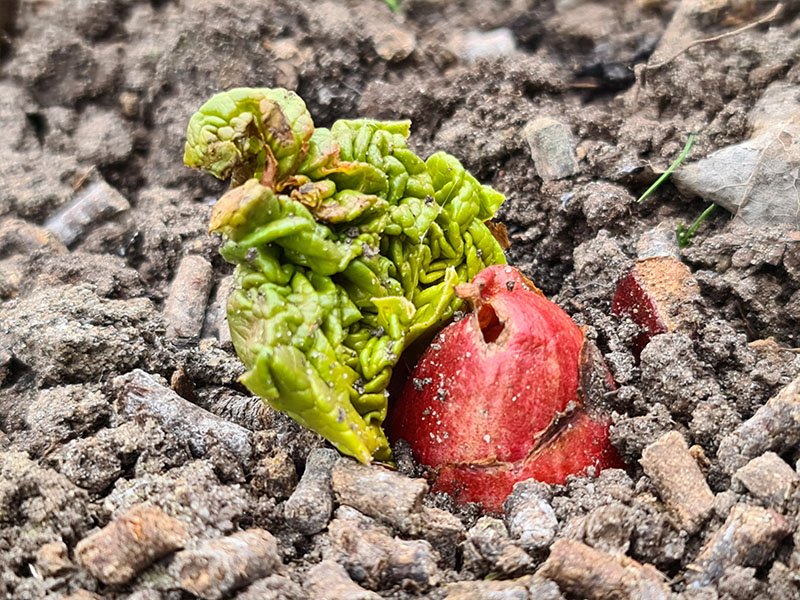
left=185, top=88, right=507, bottom=463
left=388, top=265, right=623, bottom=512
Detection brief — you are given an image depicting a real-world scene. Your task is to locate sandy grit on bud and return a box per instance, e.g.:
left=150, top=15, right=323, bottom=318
left=388, top=265, right=623, bottom=513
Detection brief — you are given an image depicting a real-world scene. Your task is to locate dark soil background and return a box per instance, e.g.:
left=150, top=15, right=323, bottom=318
left=1, top=0, right=800, bottom=599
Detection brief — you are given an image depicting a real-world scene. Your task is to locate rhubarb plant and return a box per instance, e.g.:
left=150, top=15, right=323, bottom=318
left=185, top=88, right=507, bottom=463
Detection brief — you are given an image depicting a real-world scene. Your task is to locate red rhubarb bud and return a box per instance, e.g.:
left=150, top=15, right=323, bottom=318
left=388, top=265, right=623, bottom=513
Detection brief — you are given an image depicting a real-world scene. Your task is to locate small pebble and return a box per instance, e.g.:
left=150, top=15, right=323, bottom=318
left=284, top=448, right=338, bottom=535
left=171, top=529, right=282, bottom=600
left=164, top=254, right=215, bottom=343
left=540, top=538, right=672, bottom=600
left=44, top=178, right=130, bottom=246
left=734, top=452, right=799, bottom=508
left=304, top=560, right=381, bottom=600
left=35, top=540, right=72, bottom=577
left=463, top=516, right=535, bottom=577
left=639, top=430, right=715, bottom=534
left=76, top=504, right=187, bottom=585
left=325, top=506, right=440, bottom=591
left=504, top=481, right=558, bottom=551
left=717, top=375, right=800, bottom=475
left=331, top=459, right=427, bottom=530
left=523, top=117, right=578, bottom=181
left=689, top=503, right=791, bottom=587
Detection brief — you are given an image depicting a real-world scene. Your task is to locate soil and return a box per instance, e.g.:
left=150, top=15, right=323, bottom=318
left=1, top=0, right=800, bottom=599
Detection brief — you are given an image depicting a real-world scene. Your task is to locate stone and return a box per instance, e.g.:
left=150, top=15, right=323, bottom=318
left=463, top=516, right=535, bottom=578
left=717, top=375, right=800, bottom=475
left=504, top=481, right=558, bottom=552
left=331, top=459, right=427, bottom=530
left=523, top=117, right=578, bottom=181
left=171, top=529, right=282, bottom=600
left=284, top=448, right=338, bottom=535
left=639, top=431, right=715, bottom=534
left=35, top=541, right=72, bottom=577
left=164, top=254, right=215, bottom=343
left=304, top=560, right=380, bottom=600
left=689, top=503, right=791, bottom=587
left=370, top=23, right=416, bottom=62
left=75, top=504, right=187, bottom=585
left=44, top=178, right=130, bottom=247
left=325, top=506, right=440, bottom=591
left=734, top=452, right=799, bottom=508
left=539, top=538, right=672, bottom=600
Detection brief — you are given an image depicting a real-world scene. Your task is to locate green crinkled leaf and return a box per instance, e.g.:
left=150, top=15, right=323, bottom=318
left=186, top=87, right=507, bottom=463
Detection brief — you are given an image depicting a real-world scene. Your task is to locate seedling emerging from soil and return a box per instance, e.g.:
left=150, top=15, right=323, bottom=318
left=388, top=265, right=624, bottom=512
left=637, top=133, right=715, bottom=247
left=637, top=134, right=695, bottom=204
left=185, top=88, right=507, bottom=463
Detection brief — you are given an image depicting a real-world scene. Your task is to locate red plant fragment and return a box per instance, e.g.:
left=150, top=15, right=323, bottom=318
left=612, top=256, right=701, bottom=355
left=388, top=265, right=623, bottom=513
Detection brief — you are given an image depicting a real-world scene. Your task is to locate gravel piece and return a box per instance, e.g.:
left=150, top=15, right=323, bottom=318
left=717, top=375, right=800, bottom=475
left=164, top=254, right=215, bottom=343
left=171, top=529, right=282, bottom=600
left=463, top=516, right=535, bottom=577
left=688, top=503, right=792, bottom=587
left=639, top=431, right=715, bottom=534
left=234, top=574, right=304, bottom=599
left=504, top=481, right=558, bottom=552
left=331, top=459, right=427, bottom=530
left=538, top=538, right=672, bottom=600
left=44, top=178, right=130, bottom=247
left=61, top=591, right=102, bottom=600
left=35, top=540, right=72, bottom=577
left=444, top=575, right=564, bottom=600
left=114, top=369, right=252, bottom=462
left=304, top=560, right=381, bottom=600
left=284, top=447, right=338, bottom=535
left=370, top=22, right=416, bottom=62
left=523, top=117, right=578, bottom=181
left=400, top=506, right=465, bottom=569
left=75, top=504, right=187, bottom=585
left=733, top=452, right=799, bottom=508
left=325, top=506, right=440, bottom=591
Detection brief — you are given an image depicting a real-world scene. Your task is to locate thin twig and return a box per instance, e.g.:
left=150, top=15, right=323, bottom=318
left=646, top=3, right=783, bottom=71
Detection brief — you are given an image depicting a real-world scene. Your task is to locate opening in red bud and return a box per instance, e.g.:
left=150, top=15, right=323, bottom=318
left=478, top=304, right=504, bottom=344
